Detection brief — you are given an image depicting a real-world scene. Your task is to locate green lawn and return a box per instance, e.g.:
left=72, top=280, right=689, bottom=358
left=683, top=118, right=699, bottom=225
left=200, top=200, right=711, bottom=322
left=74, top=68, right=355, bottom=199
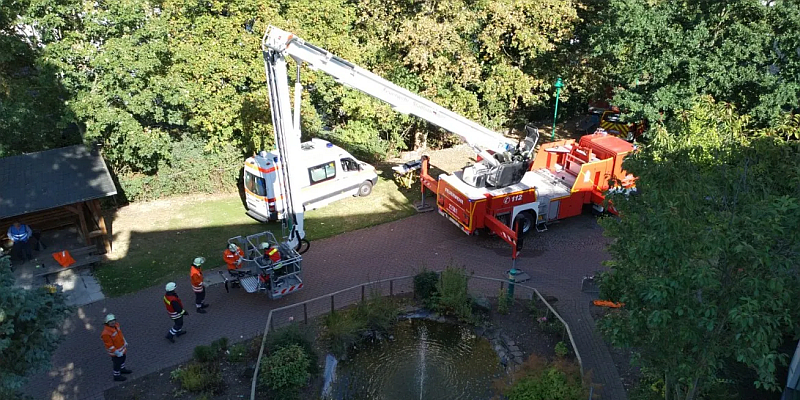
left=96, top=170, right=418, bottom=297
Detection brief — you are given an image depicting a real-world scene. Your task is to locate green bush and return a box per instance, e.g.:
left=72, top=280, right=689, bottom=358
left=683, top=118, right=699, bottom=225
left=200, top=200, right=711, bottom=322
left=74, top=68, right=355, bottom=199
left=174, top=362, right=223, bottom=394
left=210, top=337, right=228, bottom=353
left=323, top=310, right=365, bottom=357
left=435, top=266, right=473, bottom=322
left=507, top=366, right=584, bottom=400
left=498, top=288, right=510, bottom=315
left=355, top=291, right=399, bottom=332
left=259, top=344, right=311, bottom=400
left=227, top=343, right=248, bottom=363
left=265, top=324, right=319, bottom=375
left=116, top=137, right=242, bottom=202
left=193, top=345, right=216, bottom=363
left=414, top=269, right=439, bottom=306
left=555, top=342, right=569, bottom=358
left=527, top=298, right=541, bottom=318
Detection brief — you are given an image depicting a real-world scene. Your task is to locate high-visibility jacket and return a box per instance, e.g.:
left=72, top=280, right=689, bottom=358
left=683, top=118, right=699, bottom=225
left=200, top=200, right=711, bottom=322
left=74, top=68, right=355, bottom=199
left=7, top=224, right=31, bottom=242
left=190, top=265, right=204, bottom=293
left=164, top=292, right=185, bottom=319
left=223, top=248, right=245, bottom=270
left=101, top=324, right=127, bottom=357
left=265, top=247, right=281, bottom=263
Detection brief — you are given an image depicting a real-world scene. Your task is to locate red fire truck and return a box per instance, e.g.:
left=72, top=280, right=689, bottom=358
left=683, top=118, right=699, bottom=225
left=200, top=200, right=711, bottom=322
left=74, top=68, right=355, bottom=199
left=419, top=132, right=636, bottom=252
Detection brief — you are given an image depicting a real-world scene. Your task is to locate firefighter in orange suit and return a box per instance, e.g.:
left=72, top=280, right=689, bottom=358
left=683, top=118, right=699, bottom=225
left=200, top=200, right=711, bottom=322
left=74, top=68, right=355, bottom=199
left=164, top=282, right=187, bottom=343
left=101, top=314, right=132, bottom=381
left=190, top=257, right=209, bottom=313
left=223, top=243, right=245, bottom=271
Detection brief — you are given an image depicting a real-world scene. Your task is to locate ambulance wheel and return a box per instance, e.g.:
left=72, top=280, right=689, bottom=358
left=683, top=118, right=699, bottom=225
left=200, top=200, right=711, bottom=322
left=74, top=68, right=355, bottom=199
left=513, top=212, right=535, bottom=235
left=296, top=238, right=310, bottom=255
left=357, top=181, right=373, bottom=197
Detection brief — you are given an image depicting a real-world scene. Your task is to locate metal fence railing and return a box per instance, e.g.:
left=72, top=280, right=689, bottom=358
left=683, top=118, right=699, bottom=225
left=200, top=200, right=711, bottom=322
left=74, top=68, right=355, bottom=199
left=249, top=273, right=583, bottom=400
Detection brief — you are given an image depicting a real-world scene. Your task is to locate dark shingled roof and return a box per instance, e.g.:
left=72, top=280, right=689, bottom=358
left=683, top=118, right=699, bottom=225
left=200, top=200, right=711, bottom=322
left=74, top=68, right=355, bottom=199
left=0, top=145, right=118, bottom=219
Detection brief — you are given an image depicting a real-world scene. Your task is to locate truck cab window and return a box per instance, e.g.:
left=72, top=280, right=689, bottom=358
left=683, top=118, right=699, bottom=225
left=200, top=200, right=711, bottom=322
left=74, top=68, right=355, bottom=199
left=341, top=158, right=360, bottom=172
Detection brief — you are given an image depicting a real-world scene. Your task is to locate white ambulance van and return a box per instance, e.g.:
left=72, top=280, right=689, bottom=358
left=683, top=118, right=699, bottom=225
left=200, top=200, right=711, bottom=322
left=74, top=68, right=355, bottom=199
left=243, top=138, right=379, bottom=222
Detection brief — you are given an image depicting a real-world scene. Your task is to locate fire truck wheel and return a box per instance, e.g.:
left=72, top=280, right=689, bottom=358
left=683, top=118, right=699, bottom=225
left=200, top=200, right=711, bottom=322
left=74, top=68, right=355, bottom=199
left=514, top=212, right=535, bottom=235
left=357, top=181, right=373, bottom=197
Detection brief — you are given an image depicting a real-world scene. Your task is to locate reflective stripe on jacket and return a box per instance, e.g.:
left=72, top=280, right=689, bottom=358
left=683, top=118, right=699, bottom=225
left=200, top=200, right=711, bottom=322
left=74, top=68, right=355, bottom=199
left=266, top=247, right=281, bottom=263
left=101, top=324, right=127, bottom=357
left=190, top=266, right=204, bottom=292
left=164, top=293, right=184, bottom=319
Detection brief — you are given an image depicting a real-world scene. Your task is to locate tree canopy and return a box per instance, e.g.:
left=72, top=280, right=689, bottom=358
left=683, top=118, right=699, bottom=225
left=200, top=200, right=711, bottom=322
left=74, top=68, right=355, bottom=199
left=0, top=257, right=71, bottom=397
left=590, top=0, right=800, bottom=127
left=598, top=96, right=800, bottom=398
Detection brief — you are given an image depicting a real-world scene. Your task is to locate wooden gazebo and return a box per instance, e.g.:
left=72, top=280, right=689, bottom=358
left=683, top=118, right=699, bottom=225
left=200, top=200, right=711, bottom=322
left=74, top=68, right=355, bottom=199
left=0, top=145, right=117, bottom=252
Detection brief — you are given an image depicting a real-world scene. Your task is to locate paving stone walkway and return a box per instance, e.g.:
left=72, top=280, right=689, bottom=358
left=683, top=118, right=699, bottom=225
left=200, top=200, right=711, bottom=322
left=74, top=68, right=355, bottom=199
left=23, top=212, right=627, bottom=400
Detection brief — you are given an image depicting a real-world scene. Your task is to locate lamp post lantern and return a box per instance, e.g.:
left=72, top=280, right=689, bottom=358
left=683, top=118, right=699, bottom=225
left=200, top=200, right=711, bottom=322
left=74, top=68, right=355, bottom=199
left=551, top=77, right=564, bottom=140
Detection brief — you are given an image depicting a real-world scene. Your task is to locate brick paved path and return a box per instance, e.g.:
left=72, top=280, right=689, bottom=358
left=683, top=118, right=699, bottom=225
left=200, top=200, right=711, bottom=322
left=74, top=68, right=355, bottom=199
left=24, top=212, right=626, bottom=400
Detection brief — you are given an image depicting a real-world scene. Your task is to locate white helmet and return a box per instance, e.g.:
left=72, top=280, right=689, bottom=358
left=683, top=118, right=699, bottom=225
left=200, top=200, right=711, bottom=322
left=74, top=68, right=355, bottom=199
left=193, top=257, right=206, bottom=266
left=165, top=282, right=177, bottom=291
left=228, top=243, right=238, bottom=252
left=105, top=314, right=116, bottom=324
left=260, top=242, right=271, bottom=250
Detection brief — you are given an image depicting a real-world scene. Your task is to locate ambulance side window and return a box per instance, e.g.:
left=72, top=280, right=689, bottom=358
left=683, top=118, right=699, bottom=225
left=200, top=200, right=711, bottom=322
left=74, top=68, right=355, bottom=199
left=309, top=161, right=336, bottom=184
left=244, top=171, right=267, bottom=196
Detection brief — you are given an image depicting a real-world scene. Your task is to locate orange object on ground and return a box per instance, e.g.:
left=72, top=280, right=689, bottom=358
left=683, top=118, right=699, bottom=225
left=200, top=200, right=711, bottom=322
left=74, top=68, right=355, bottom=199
left=592, top=300, right=624, bottom=308
left=52, top=250, right=76, bottom=268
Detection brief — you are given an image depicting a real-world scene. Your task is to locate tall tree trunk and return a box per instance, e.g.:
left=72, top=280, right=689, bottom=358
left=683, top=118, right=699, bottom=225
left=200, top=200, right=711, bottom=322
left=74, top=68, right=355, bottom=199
left=685, top=376, right=701, bottom=400
left=664, top=374, right=670, bottom=400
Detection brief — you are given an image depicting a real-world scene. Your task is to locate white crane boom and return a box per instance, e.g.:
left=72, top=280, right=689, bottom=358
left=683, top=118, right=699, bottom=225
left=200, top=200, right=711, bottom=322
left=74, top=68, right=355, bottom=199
left=263, top=26, right=518, bottom=158
left=261, top=26, right=529, bottom=248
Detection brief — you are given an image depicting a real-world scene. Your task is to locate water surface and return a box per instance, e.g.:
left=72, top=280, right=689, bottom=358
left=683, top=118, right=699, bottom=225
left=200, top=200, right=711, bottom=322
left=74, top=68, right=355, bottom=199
left=331, top=318, right=501, bottom=400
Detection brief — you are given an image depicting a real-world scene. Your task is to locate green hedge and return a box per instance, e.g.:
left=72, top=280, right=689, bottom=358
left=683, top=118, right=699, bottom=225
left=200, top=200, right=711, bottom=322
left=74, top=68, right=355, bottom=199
left=115, top=137, right=242, bottom=202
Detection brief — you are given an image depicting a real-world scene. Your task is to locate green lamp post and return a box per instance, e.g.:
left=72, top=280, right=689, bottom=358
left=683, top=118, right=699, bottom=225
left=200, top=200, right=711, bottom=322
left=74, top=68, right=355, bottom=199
left=551, top=77, right=564, bottom=140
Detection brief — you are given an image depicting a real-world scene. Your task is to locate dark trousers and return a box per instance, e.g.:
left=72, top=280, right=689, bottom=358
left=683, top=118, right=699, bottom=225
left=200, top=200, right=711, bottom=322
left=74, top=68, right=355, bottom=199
left=194, top=289, right=206, bottom=307
left=111, top=354, right=127, bottom=376
left=11, top=240, right=32, bottom=262
left=168, top=316, right=184, bottom=337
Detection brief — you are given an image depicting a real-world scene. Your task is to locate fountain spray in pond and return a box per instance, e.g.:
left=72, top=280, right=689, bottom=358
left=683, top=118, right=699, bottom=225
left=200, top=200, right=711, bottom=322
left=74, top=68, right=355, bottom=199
left=418, top=325, right=428, bottom=400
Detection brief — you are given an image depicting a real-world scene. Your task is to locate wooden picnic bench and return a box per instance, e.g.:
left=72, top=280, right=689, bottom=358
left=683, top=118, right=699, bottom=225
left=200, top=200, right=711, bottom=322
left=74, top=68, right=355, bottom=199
left=34, top=245, right=104, bottom=284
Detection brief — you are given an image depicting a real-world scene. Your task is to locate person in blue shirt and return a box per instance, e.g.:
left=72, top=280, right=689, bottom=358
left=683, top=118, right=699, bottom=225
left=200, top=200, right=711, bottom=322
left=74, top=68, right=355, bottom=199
left=7, top=221, right=33, bottom=263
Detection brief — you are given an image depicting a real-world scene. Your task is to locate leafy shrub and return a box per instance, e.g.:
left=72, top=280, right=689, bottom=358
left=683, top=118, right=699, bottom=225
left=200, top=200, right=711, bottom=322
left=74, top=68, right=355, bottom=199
left=265, top=324, right=319, bottom=375
left=193, top=345, right=216, bottom=363
left=323, top=310, right=365, bottom=357
left=414, top=269, right=439, bottom=306
left=498, top=288, right=510, bottom=315
left=210, top=337, right=228, bottom=353
left=528, top=298, right=543, bottom=319
left=174, top=362, right=223, bottom=394
left=320, top=120, right=391, bottom=162
left=355, top=291, right=399, bottom=332
left=555, top=342, right=569, bottom=358
left=507, top=366, right=585, bottom=400
left=259, top=344, right=311, bottom=400
left=227, top=343, right=248, bottom=363
left=435, top=266, right=473, bottom=322
left=116, top=137, right=242, bottom=202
